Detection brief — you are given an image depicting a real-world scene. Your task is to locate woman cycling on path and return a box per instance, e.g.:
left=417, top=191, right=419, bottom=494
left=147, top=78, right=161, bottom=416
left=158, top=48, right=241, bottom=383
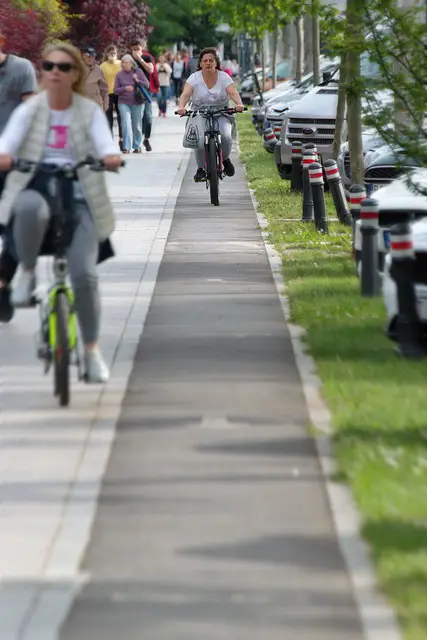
left=177, top=48, right=245, bottom=182
left=0, top=41, right=122, bottom=383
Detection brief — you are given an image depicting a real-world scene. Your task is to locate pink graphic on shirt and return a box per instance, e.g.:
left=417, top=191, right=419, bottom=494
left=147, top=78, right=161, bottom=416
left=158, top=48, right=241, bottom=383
left=47, top=125, right=69, bottom=149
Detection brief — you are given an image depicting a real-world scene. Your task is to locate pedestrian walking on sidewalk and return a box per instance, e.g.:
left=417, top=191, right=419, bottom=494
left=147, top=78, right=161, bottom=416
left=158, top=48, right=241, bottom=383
left=0, top=27, right=38, bottom=324
left=171, top=53, right=185, bottom=104
left=130, top=39, right=159, bottom=152
left=177, top=47, right=245, bottom=182
left=156, top=55, right=172, bottom=117
left=0, top=41, right=122, bottom=382
left=114, top=54, right=149, bottom=154
left=81, top=46, right=109, bottom=112
left=101, top=44, right=123, bottom=150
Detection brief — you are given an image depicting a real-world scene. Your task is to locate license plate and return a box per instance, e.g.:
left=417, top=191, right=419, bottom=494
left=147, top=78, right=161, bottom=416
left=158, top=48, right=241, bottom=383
left=383, top=230, right=390, bottom=250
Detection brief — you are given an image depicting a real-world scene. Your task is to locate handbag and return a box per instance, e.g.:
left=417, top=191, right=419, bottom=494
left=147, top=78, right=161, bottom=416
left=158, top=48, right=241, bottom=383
left=134, top=82, right=145, bottom=105
left=183, top=112, right=205, bottom=149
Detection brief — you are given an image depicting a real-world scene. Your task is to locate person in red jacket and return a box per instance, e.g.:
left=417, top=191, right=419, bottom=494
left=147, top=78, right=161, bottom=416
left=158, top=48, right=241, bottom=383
left=130, top=38, right=159, bottom=152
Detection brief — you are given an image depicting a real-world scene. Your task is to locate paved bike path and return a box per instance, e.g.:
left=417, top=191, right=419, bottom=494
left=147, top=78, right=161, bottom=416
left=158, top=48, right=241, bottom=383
left=59, top=152, right=364, bottom=638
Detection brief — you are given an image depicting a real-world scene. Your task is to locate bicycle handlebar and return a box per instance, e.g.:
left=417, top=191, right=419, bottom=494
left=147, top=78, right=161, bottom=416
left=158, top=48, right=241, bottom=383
left=12, top=155, right=126, bottom=176
left=175, top=106, right=248, bottom=117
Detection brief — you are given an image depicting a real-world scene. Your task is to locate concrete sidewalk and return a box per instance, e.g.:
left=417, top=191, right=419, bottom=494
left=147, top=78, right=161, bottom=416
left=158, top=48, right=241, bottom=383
left=0, top=107, right=189, bottom=638
left=58, top=147, right=365, bottom=635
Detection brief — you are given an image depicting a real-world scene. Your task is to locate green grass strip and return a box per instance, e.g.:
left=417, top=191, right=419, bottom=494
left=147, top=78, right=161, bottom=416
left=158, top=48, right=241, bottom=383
left=239, top=112, right=427, bottom=640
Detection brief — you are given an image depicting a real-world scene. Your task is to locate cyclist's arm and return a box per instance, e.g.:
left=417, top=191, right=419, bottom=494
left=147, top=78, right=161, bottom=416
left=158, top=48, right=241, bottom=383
left=177, top=82, right=194, bottom=110
left=226, top=83, right=244, bottom=109
left=0, top=102, right=31, bottom=165
left=90, top=108, right=121, bottom=170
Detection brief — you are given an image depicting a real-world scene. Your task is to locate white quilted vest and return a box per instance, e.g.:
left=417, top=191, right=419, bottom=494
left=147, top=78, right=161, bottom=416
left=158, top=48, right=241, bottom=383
left=0, top=92, right=115, bottom=240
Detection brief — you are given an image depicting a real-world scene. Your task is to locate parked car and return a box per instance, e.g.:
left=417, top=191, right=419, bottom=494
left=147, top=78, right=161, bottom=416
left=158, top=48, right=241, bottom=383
left=279, top=52, right=391, bottom=179
left=336, top=128, right=391, bottom=195
left=279, top=71, right=339, bottom=177
left=241, top=60, right=292, bottom=104
left=380, top=169, right=427, bottom=339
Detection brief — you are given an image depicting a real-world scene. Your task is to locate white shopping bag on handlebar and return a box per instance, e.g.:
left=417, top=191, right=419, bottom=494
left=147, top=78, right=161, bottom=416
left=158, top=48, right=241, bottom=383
left=183, top=112, right=205, bottom=149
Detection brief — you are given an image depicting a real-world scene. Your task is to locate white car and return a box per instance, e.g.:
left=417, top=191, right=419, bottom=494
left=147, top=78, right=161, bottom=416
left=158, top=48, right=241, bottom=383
left=369, top=169, right=427, bottom=337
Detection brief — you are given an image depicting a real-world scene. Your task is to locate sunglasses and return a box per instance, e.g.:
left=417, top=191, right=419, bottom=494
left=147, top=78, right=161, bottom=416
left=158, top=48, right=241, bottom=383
left=41, top=61, right=75, bottom=73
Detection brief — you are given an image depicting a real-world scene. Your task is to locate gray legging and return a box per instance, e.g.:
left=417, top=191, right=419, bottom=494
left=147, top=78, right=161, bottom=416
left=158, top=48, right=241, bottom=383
left=195, top=115, right=233, bottom=168
left=12, top=190, right=100, bottom=345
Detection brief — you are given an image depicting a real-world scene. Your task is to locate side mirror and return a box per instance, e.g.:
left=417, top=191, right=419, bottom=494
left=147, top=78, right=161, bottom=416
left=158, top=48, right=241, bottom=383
left=323, top=71, right=331, bottom=83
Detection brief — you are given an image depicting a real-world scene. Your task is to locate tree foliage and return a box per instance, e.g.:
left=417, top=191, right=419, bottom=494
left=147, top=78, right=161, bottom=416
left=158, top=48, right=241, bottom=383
left=147, top=0, right=222, bottom=52
left=13, top=0, right=70, bottom=35
left=0, top=0, right=47, bottom=58
left=68, top=0, right=149, bottom=53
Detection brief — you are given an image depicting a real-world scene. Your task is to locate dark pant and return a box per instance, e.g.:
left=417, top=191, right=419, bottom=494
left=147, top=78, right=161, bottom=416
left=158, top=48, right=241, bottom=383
left=142, top=91, right=153, bottom=140
left=173, top=77, right=183, bottom=102
left=157, top=86, right=168, bottom=114
left=0, top=173, right=18, bottom=286
left=106, top=93, right=122, bottom=139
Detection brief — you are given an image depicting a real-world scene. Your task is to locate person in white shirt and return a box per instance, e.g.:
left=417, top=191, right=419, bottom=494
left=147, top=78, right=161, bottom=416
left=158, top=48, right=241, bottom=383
left=156, top=54, right=172, bottom=117
left=171, top=53, right=185, bottom=105
left=177, top=47, right=244, bottom=182
left=0, top=42, right=122, bottom=383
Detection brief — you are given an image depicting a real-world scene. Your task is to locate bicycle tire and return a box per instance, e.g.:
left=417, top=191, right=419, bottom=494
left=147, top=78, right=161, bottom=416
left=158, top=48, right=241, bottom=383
left=53, top=291, right=70, bottom=407
left=207, top=137, right=220, bottom=206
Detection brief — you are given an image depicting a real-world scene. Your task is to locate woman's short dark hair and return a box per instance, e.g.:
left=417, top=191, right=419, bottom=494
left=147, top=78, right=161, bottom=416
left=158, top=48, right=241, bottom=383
left=197, top=48, right=221, bottom=70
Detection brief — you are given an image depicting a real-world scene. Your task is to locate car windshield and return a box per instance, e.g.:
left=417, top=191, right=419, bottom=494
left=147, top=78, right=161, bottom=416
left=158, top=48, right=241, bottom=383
left=360, top=51, right=382, bottom=80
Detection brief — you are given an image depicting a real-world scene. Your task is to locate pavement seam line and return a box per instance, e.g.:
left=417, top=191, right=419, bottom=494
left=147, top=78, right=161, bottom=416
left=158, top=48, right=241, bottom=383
left=19, top=148, right=191, bottom=640
left=244, top=172, right=402, bottom=640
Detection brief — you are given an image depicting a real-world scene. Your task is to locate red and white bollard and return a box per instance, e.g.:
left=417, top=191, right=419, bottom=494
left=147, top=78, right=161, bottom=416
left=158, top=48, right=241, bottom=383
left=263, top=126, right=276, bottom=148
left=324, top=159, right=351, bottom=225
left=301, top=149, right=316, bottom=222
left=309, top=162, right=328, bottom=233
left=360, top=198, right=380, bottom=296
left=390, top=222, right=425, bottom=358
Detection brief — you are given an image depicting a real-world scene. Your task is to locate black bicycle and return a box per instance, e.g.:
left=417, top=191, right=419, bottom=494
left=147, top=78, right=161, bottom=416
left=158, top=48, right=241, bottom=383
left=13, top=156, right=124, bottom=407
left=177, top=106, right=247, bottom=206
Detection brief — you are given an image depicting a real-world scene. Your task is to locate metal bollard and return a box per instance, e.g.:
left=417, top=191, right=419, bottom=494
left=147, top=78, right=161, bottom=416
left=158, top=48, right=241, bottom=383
left=309, top=162, right=328, bottom=233
left=302, top=142, right=318, bottom=163
left=360, top=198, right=380, bottom=296
left=291, top=141, right=302, bottom=192
left=390, top=222, right=425, bottom=358
left=349, top=184, right=366, bottom=243
left=263, top=126, right=276, bottom=145
left=324, top=159, right=351, bottom=226
left=301, top=148, right=316, bottom=222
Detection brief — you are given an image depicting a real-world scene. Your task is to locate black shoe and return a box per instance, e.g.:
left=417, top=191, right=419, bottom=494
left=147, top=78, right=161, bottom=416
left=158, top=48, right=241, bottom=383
left=223, top=158, right=235, bottom=177
left=0, top=286, right=14, bottom=323
left=194, top=168, right=206, bottom=182
left=143, top=139, right=152, bottom=152
left=133, top=148, right=142, bottom=154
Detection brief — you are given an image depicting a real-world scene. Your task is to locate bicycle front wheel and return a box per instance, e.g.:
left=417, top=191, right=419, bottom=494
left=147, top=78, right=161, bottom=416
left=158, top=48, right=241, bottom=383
left=207, top=137, right=220, bottom=206
left=53, top=291, right=70, bottom=407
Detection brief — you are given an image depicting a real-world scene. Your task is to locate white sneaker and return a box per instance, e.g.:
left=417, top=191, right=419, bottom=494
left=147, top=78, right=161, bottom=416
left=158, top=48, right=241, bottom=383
left=12, top=270, right=36, bottom=307
left=85, top=349, right=109, bottom=383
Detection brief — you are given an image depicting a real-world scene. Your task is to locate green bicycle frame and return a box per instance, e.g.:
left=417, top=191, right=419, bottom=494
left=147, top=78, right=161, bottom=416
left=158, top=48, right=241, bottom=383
left=48, top=285, right=78, bottom=350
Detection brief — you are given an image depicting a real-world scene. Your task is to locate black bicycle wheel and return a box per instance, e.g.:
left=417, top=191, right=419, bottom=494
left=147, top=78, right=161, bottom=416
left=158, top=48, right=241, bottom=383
left=53, top=291, right=70, bottom=407
left=207, top=137, right=220, bottom=206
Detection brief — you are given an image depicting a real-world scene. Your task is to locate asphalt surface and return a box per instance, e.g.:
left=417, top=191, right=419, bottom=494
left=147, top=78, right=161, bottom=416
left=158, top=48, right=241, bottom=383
left=59, top=149, right=364, bottom=639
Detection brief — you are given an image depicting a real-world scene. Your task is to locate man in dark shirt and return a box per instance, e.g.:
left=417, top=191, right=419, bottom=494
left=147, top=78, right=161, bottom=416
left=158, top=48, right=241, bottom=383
left=130, top=39, right=159, bottom=152
left=0, top=29, right=37, bottom=322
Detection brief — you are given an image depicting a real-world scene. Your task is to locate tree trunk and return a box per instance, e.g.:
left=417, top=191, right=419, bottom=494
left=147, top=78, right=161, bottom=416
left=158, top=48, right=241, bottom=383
left=333, top=51, right=347, bottom=158
left=261, top=37, right=266, bottom=92
left=346, top=0, right=364, bottom=185
left=303, top=14, right=313, bottom=74
left=272, top=24, right=278, bottom=88
left=295, top=15, right=303, bottom=82
left=312, top=4, right=320, bottom=85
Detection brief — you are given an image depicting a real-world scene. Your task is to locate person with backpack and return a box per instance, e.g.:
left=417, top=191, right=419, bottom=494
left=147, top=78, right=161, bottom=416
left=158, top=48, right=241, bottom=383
left=130, top=38, right=159, bottom=152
